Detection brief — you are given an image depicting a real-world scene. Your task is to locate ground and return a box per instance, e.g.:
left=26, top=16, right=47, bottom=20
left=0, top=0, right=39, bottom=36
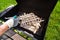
left=0, top=0, right=60, bottom=40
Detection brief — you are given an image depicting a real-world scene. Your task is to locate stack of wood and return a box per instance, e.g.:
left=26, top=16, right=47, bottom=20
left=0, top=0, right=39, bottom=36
left=19, top=13, right=44, bottom=33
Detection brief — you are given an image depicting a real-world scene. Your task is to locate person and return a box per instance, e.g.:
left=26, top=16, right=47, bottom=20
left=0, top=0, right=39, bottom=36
left=0, top=15, right=19, bottom=36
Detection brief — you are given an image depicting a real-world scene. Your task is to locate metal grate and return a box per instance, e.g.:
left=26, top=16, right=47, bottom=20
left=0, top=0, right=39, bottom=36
left=0, top=29, right=26, bottom=40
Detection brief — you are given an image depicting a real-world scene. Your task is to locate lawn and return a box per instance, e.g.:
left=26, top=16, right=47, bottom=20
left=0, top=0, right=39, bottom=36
left=0, top=0, right=60, bottom=40
left=45, top=0, right=60, bottom=40
left=0, top=0, right=17, bottom=12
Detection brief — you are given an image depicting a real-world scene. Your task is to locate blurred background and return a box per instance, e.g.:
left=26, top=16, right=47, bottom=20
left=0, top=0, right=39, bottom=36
left=0, top=0, right=60, bottom=40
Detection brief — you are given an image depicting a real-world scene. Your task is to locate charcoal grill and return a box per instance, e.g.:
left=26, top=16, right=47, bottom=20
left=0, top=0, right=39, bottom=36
left=0, top=0, right=57, bottom=40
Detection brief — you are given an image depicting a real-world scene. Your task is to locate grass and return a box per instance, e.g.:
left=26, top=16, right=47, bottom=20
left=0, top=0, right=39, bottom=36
left=0, top=0, right=60, bottom=40
left=45, top=1, right=60, bottom=40
left=0, top=0, right=17, bottom=12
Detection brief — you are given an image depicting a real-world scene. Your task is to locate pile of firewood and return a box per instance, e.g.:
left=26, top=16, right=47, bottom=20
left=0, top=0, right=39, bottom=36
left=19, top=13, right=44, bottom=33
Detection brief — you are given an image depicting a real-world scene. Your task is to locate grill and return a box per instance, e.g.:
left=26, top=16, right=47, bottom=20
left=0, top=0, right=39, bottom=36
left=0, top=0, right=57, bottom=40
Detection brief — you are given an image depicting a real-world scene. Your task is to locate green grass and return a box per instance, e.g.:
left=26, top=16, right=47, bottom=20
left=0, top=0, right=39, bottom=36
left=0, top=0, right=17, bottom=12
left=0, top=0, right=60, bottom=40
left=45, top=1, right=60, bottom=40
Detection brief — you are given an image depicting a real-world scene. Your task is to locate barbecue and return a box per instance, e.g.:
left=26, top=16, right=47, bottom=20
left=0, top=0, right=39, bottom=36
left=0, top=0, right=57, bottom=40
